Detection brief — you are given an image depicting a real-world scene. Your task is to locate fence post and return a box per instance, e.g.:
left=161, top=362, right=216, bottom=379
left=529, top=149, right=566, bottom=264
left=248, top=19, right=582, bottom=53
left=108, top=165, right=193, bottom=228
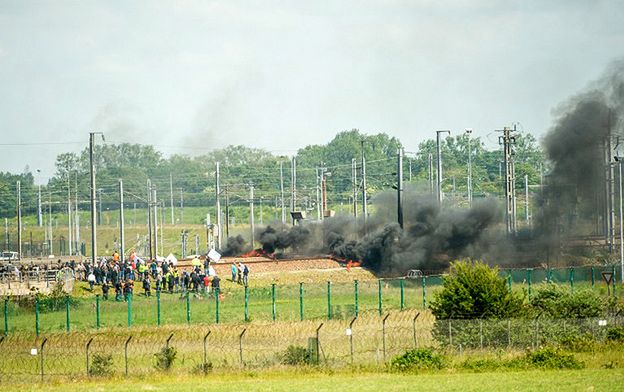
left=413, top=312, right=420, bottom=347
left=422, top=276, right=427, bottom=309
left=448, top=319, right=453, bottom=347
left=569, top=267, right=575, bottom=294
left=612, top=265, right=617, bottom=297
left=127, top=294, right=132, bottom=327
left=85, top=337, right=94, bottom=376
left=156, top=290, right=161, bottom=326
left=316, top=323, right=324, bottom=365
left=299, top=282, right=304, bottom=321
left=378, top=279, right=383, bottom=316
left=479, top=319, right=483, bottom=349
left=239, top=328, right=247, bottom=366
left=65, top=295, right=70, bottom=334
left=124, top=336, right=132, bottom=376
left=327, top=281, right=332, bottom=320
left=4, top=298, right=8, bottom=335
left=95, top=295, right=100, bottom=329
left=348, top=316, right=356, bottom=364
left=35, top=296, right=40, bottom=337
left=40, top=338, right=47, bottom=381
left=203, top=330, right=211, bottom=375
left=507, top=271, right=512, bottom=293
left=400, top=279, right=405, bottom=310
left=591, top=266, right=595, bottom=288
left=271, top=283, right=276, bottom=321
left=527, top=269, right=532, bottom=300
left=507, top=319, right=512, bottom=347
left=215, top=288, right=220, bottom=324
left=382, top=313, right=390, bottom=362
left=354, top=280, right=359, bottom=317
left=186, top=291, right=191, bottom=325
left=244, top=285, right=249, bottom=322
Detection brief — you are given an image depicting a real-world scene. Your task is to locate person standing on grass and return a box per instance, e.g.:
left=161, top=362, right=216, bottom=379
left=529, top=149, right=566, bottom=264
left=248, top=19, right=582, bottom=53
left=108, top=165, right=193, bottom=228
left=211, top=274, right=221, bottom=294
left=101, top=280, right=109, bottom=300
left=114, top=280, right=123, bottom=301
left=143, top=275, right=151, bottom=297
left=243, top=264, right=250, bottom=287
left=123, top=279, right=134, bottom=302
left=203, top=274, right=210, bottom=294
left=231, top=262, right=237, bottom=282
left=88, top=271, right=96, bottom=291
left=237, top=262, right=243, bottom=284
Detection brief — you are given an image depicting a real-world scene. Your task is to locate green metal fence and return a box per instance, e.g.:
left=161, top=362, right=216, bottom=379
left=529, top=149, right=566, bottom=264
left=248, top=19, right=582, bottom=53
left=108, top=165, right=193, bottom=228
left=1, top=265, right=619, bottom=335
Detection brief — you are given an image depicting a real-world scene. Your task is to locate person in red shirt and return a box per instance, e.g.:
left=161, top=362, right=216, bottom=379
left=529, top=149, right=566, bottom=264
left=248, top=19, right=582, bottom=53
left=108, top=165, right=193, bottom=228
left=203, top=275, right=211, bottom=294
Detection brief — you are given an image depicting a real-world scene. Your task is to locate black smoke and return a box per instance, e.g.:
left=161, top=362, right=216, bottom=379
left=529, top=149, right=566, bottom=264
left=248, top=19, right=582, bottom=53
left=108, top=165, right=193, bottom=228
left=220, top=235, right=250, bottom=256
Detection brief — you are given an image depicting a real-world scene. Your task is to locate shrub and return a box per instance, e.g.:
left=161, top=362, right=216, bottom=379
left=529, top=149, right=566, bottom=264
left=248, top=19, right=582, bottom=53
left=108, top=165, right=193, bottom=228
left=89, top=354, right=114, bottom=376
left=430, top=260, right=525, bottom=320
left=390, top=348, right=444, bottom=372
left=525, top=347, right=584, bottom=369
left=530, top=285, right=604, bottom=318
left=460, top=358, right=501, bottom=372
left=606, top=326, right=624, bottom=342
left=154, top=346, right=177, bottom=370
left=558, top=333, right=595, bottom=352
left=192, top=362, right=213, bottom=374
left=280, top=345, right=311, bottom=366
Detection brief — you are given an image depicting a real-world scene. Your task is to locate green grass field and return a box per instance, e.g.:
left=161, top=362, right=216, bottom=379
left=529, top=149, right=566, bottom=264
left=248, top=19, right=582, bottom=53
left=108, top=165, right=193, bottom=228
left=5, top=368, right=623, bottom=392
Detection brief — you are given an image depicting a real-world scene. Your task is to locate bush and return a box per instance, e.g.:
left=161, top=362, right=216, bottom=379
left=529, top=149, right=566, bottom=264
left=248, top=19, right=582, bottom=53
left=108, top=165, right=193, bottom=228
left=280, top=345, right=311, bottom=366
left=530, top=284, right=604, bottom=318
left=558, top=333, right=595, bottom=352
left=460, top=358, right=501, bottom=372
left=154, top=346, right=177, bottom=370
left=89, top=354, right=114, bottom=376
left=430, top=260, right=525, bottom=320
left=606, top=326, right=624, bottom=342
left=192, top=362, right=213, bottom=374
left=525, top=347, right=584, bottom=369
left=390, top=348, right=444, bottom=372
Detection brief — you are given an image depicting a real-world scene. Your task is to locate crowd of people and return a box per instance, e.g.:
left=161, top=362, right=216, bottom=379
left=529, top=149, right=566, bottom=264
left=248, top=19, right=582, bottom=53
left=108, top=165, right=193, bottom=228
left=74, top=251, right=252, bottom=301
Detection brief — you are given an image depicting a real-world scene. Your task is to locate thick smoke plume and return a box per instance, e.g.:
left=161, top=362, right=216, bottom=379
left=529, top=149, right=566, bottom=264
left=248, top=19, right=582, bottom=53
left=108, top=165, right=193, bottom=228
left=253, top=190, right=502, bottom=274
left=536, top=61, right=624, bottom=252
left=234, top=61, right=624, bottom=274
left=221, top=235, right=250, bottom=256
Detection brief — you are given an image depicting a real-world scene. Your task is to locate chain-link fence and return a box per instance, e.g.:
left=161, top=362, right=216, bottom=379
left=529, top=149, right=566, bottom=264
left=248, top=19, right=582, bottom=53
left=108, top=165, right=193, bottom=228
left=1, top=313, right=621, bottom=382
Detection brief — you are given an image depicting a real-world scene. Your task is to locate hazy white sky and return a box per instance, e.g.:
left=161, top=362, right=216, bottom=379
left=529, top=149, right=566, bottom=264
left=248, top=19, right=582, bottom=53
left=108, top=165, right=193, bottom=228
left=0, top=1, right=622, bottom=182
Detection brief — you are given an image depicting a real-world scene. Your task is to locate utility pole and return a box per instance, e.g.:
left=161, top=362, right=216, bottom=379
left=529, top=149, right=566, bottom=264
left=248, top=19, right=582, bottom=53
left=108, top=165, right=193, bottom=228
left=67, top=176, right=72, bottom=256
left=316, top=167, right=321, bottom=221
left=215, top=162, right=222, bottom=249
left=260, top=197, right=263, bottom=225
left=280, top=161, right=285, bottom=224
left=153, top=186, right=158, bottom=257
left=147, top=179, right=153, bottom=260
left=525, top=174, right=530, bottom=223
left=75, top=173, right=80, bottom=255
left=89, top=132, right=104, bottom=262
left=4, top=218, right=8, bottom=251
left=605, top=111, right=615, bottom=252
left=428, top=153, right=433, bottom=195
left=37, top=184, right=42, bottom=227
left=249, top=184, right=255, bottom=246
left=465, top=128, right=473, bottom=205
left=618, top=159, right=624, bottom=283
left=16, top=181, right=21, bottom=259
left=436, top=130, right=451, bottom=204
left=499, top=126, right=517, bottom=235
left=397, top=149, right=404, bottom=229
left=352, top=158, right=357, bottom=218
left=160, top=201, right=164, bottom=256
left=119, top=179, right=125, bottom=262
left=291, top=157, right=297, bottom=224
left=169, top=173, right=174, bottom=225
left=321, top=171, right=328, bottom=217
left=361, top=140, right=367, bottom=221
left=224, top=185, right=230, bottom=238
left=49, top=190, right=53, bottom=255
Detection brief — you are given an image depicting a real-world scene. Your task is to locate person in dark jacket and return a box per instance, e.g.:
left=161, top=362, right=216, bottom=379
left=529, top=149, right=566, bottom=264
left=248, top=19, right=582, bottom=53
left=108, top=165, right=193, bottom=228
left=143, top=276, right=151, bottom=297
left=101, top=280, right=109, bottom=300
